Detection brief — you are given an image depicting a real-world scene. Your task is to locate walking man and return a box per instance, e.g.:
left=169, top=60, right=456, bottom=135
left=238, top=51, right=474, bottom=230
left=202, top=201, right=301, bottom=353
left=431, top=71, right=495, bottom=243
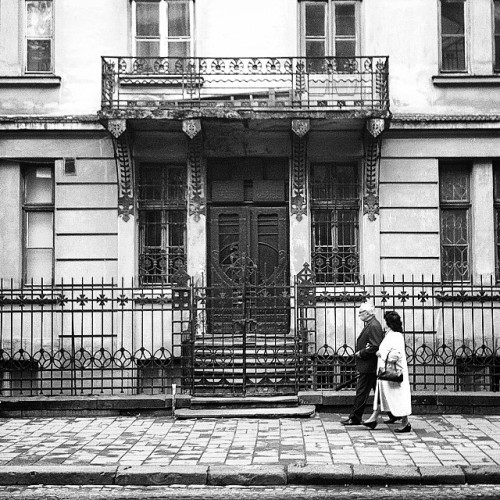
left=341, top=301, right=384, bottom=425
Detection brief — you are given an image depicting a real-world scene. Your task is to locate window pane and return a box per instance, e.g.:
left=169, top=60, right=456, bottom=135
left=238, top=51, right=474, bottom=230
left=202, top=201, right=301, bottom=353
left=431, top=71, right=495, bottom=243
left=495, top=36, right=500, bottom=71
left=26, top=1, right=53, bottom=37
left=335, top=4, right=355, bottom=36
left=442, top=36, right=465, bottom=71
left=167, top=1, right=190, bottom=37
left=27, top=212, right=53, bottom=248
left=305, top=3, right=325, bottom=36
left=26, top=248, right=53, bottom=283
left=439, top=164, right=470, bottom=202
left=136, top=2, right=160, bottom=36
left=26, top=40, right=51, bottom=72
left=136, top=41, right=160, bottom=58
left=306, top=40, right=325, bottom=58
left=441, top=2, right=465, bottom=35
left=168, top=41, right=190, bottom=58
left=25, top=167, right=53, bottom=204
left=336, top=40, right=356, bottom=58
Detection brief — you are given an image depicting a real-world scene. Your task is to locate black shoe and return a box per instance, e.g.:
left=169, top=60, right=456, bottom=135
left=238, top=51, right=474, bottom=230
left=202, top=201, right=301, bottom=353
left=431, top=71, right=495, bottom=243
left=384, top=415, right=402, bottom=424
left=394, top=423, right=412, bottom=433
left=341, top=418, right=361, bottom=426
left=362, top=420, right=378, bottom=430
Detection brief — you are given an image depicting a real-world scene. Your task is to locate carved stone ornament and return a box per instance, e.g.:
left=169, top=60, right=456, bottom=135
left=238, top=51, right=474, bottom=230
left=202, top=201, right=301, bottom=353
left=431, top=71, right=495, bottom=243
left=291, top=133, right=307, bottom=222
left=108, top=119, right=127, bottom=139
left=183, top=118, right=202, bottom=139
left=362, top=126, right=382, bottom=222
left=366, top=118, right=385, bottom=138
left=112, top=133, right=135, bottom=222
left=187, top=134, right=206, bottom=222
left=291, top=119, right=310, bottom=138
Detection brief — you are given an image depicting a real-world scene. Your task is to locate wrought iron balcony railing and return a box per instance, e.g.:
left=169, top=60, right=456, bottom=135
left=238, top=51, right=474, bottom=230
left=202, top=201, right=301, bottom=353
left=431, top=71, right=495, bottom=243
left=101, top=56, right=389, bottom=114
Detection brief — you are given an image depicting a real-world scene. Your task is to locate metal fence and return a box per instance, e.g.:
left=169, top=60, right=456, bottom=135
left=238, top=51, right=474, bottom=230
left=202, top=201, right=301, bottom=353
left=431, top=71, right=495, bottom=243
left=101, top=56, right=390, bottom=113
left=0, top=270, right=499, bottom=397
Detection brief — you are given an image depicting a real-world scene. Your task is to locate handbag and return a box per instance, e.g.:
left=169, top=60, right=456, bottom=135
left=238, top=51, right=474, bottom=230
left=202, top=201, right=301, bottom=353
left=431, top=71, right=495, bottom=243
left=377, top=348, right=403, bottom=383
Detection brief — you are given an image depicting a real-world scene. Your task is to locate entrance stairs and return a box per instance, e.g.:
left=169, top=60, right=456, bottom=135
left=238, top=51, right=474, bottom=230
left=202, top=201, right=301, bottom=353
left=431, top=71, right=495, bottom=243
left=174, top=395, right=316, bottom=419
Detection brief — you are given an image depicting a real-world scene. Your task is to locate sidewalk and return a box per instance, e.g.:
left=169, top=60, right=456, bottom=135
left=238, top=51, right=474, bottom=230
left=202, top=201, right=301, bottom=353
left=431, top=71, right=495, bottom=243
left=0, top=413, right=499, bottom=486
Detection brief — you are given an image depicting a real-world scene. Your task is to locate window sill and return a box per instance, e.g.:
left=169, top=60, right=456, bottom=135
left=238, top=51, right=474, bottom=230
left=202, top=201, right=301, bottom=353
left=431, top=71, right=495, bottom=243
left=0, top=75, right=61, bottom=87
left=432, top=74, right=500, bottom=86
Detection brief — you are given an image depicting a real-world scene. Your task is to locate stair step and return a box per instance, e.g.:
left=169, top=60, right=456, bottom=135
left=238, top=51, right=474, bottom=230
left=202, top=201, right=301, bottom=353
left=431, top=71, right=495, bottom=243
left=191, top=395, right=299, bottom=409
left=175, top=405, right=316, bottom=419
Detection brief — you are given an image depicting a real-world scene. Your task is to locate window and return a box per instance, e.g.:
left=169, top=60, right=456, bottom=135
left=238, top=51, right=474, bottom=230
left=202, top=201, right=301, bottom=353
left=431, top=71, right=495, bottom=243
left=300, top=1, right=358, bottom=65
left=310, top=163, right=359, bottom=284
left=138, top=164, right=187, bottom=285
left=494, top=163, right=500, bottom=281
left=133, top=0, right=193, bottom=58
left=22, top=163, right=54, bottom=283
left=440, top=0, right=466, bottom=72
left=494, top=1, right=500, bottom=72
left=25, top=1, right=53, bottom=73
left=439, top=163, right=471, bottom=281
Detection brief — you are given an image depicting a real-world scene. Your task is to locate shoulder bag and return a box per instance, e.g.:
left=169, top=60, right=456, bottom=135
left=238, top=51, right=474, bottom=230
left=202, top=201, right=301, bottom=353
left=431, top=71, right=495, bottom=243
left=377, top=348, right=403, bottom=383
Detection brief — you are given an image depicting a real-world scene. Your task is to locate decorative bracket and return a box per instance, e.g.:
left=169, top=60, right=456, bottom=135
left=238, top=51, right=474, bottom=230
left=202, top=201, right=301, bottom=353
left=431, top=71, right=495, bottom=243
left=291, top=128, right=308, bottom=222
left=105, top=119, right=135, bottom=222
left=363, top=118, right=386, bottom=221
left=187, top=130, right=206, bottom=222
left=291, top=119, right=310, bottom=138
left=183, top=119, right=202, bottom=139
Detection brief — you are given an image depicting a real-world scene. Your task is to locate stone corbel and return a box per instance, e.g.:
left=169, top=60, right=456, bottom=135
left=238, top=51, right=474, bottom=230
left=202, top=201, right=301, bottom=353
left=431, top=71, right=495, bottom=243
left=363, top=118, right=386, bottom=222
left=291, top=119, right=310, bottom=222
left=106, top=119, right=135, bottom=222
left=184, top=119, right=206, bottom=222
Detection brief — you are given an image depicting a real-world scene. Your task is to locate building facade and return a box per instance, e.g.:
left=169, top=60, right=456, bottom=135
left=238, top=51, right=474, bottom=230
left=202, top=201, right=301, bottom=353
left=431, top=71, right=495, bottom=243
left=0, top=0, right=499, bottom=396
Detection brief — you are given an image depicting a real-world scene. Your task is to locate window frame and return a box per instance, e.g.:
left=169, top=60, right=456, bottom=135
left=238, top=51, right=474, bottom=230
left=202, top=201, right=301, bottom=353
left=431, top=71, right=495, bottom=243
left=493, top=0, right=500, bottom=72
left=132, top=0, right=194, bottom=58
left=299, top=0, right=360, bottom=60
left=310, top=162, right=361, bottom=285
left=438, top=0, right=468, bottom=73
left=439, top=162, right=472, bottom=282
left=21, top=163, right=55, bottom=285
left=494, top=162, right=500, bottom=282
left=24, top=0, right=54, bottom=74
left=137, top=163, right=187, bottom=286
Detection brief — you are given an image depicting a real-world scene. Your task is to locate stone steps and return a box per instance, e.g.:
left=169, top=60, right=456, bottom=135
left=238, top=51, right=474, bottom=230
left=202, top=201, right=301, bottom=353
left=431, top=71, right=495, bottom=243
left=175, top=405, right=316, bottom=419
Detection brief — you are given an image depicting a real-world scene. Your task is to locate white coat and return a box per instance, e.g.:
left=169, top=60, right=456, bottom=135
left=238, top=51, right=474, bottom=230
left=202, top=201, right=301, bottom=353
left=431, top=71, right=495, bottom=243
left=373, top=328, right=412, bottom=417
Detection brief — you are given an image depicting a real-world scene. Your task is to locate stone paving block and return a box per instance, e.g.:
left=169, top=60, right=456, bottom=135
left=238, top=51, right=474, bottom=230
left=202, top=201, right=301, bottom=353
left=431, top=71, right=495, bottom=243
left=419, top=465, right=466, bottom=484
left=352, top=465, right=421, bottom=485
left=115, top=465, right=207, bottom=485
left=287, top=464, right=352, bottom=485
left=463, top=465, right=500, bottom=484
left=0, top=466, right=116, bottom=485
left=207, top=465, right=287, bottom=486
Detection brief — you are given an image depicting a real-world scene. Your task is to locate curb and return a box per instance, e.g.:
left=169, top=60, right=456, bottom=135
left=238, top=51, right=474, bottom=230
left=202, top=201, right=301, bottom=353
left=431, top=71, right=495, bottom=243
left=0, top=464, right=499, bottom=486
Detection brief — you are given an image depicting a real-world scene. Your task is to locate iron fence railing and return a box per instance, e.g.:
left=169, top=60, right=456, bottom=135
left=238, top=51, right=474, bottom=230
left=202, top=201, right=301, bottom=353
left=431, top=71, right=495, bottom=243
left=101, top=56, right=390, bottom=113
left=0, top=269, right=499, bottom=397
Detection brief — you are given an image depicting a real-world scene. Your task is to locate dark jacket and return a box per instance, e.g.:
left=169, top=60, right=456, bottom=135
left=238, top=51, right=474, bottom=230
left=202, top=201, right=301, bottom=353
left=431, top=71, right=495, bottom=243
left=355, top=316, right=384, bottom=373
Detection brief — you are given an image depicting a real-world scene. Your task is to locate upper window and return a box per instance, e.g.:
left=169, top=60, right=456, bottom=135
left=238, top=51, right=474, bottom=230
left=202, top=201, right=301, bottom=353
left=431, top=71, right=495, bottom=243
left=310, top=163, right=360, bottom=284
left=22, top=163, right=54, bottom=283
left=300, top=1, right=359, bottom=60
left=494, top=1, right=500, bottom=72
left=133, top=0, right=193, bottom=58
left=440, top=0, right=467, bottom=72
left=25, top=1, right=54, bottom=73
left=439, top=162, right=471, bottom=282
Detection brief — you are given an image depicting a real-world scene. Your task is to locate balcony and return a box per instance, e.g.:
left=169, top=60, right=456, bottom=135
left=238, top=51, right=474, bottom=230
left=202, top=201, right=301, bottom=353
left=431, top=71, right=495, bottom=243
left=100, top=56, right=390, bottom=120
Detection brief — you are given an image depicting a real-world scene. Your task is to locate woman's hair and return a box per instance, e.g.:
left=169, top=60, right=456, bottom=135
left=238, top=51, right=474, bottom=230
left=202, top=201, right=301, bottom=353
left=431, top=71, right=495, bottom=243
left=384, top=311, right=403, bottom=332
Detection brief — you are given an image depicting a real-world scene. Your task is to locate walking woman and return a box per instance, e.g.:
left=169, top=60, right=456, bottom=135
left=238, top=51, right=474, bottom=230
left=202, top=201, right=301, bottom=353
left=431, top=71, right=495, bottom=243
left=362, top=310, right=412, bottom=433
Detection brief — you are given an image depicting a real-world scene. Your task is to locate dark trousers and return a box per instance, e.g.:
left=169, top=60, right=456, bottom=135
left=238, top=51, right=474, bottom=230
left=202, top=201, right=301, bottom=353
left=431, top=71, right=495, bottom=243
left=349, top=371, right=377, bottom=423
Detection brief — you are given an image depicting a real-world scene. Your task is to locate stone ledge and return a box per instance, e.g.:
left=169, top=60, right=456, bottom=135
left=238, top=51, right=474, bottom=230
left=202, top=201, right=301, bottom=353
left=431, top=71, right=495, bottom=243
left=352, top=465, right=421, bottom=485
left=207, top=465, right=287, bottom=486
left=115, top=465, right=207, bottom=486
left=287, top=464, right=352, bottom=485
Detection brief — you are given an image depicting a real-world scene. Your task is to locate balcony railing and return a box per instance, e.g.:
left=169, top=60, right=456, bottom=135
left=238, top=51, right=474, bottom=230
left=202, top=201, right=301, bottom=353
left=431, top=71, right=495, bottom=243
left=101, top=56, right=390, bottom=115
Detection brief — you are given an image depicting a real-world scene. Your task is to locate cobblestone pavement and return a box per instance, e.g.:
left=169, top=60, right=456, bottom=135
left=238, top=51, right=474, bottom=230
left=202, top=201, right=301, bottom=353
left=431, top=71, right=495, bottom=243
left=2, top=485, right=500, bottom=500
left=0, top=413, right=499, bottom=468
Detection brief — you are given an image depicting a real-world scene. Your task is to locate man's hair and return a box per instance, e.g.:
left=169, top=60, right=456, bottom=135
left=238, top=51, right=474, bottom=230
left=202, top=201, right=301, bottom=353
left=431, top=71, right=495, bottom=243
left=358, top=301, right=375, bottom=315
